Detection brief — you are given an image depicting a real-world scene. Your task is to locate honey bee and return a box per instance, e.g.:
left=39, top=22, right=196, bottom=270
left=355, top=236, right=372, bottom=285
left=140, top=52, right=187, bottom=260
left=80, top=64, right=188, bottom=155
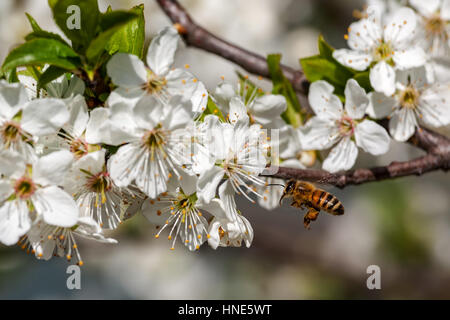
left=278, top=179, right=344, bottom=229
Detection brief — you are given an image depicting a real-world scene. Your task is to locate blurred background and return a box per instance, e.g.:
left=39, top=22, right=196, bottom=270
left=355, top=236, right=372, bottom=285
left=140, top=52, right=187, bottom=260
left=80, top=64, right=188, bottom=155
left=1, top=0, right=450, bottom=299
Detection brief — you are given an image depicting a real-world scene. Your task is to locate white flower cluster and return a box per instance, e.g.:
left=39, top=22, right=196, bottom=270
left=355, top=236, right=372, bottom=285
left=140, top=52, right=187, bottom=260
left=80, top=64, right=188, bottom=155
left=0, top=27, right=292, bottom=262
left=1, top=2, right=449, bottom=262
left=299, top=2, right=450, bottom=171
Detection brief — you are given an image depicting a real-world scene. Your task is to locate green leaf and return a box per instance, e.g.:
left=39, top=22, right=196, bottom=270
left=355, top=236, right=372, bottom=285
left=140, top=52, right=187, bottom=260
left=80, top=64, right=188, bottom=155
left=267, top=54, right=303, bottom=127
left=197, top=97, right=225, bottom=122
left=300, top=55, right=353, bottom=94
left=38, top=65, right=67, bottom=88
left=25, top=13, right=43, bottom=32
left=85, top=11, right=139, bottom=62
left=25, top=30, right=69, bottom=45
left=106, top=5, right=146, bottom=59
left=2, top=38, right=81, bottom=72
left=318, top=34, right=334, bottom=60
left=236, top=72, right=265, bottom=105
left=49, top=0, right=100, bottom=54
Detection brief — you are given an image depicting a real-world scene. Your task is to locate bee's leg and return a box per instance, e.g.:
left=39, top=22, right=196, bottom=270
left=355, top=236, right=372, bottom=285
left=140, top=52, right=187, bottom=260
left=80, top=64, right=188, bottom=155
left=290, top=200, right=302, bottom=208
left=303, top=207, right=320, bottom=229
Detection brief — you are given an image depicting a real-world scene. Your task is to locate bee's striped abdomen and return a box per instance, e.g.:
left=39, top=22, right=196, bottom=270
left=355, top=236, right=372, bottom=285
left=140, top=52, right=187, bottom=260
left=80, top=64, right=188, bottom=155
left=311, top=189, right=344, bottom=216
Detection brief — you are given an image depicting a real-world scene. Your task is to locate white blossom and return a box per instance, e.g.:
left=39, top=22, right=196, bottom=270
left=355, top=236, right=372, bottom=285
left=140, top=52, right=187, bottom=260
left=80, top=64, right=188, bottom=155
left=300, top=79, right=390, bottom=173
left=368, top=67, right=450, bottom=141
left=0, top=149, right=78, bottom=245
left=106, top=27, right=207, bottom=113
left=333, top=7, right=426, bottom=96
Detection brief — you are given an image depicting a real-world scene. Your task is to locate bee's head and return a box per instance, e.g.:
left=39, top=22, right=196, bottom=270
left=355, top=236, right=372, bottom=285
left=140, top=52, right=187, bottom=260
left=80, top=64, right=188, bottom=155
left=279, top=180, right=296, bottom=205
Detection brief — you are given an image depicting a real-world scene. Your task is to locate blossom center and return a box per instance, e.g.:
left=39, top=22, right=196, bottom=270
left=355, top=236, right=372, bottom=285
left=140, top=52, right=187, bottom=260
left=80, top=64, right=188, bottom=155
left=399, top=86, right=420, bottom=110
left=145, top=71, right=167, bottom=94
left=14, top=176, right=36, bottom=200
left=338, top=116, right=355, bottom=136
left=1, top=121, right=24, bottom=148
left=373, top=42, right=394, bottom=61
left=69, top=138, right=89, bottom=159
left=425, top=14, right=447, bottom=37
left=141, top=126, right=167, bottom=152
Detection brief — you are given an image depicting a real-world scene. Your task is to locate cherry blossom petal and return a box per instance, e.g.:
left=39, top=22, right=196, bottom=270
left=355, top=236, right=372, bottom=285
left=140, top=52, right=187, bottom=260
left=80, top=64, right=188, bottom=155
left=228, top=97, right=249, bottom=126
left=298, top=116, right=340, bottom=150
left=251, top=94, right=287, bottom=125
left=409, top=0, right=440, bottom=16
left=0, top=181, right=13, bottom=203
left=384, top=7, right=417, bottom=49
left=106, top=53, right=147, bottom=89
left=109, top=143, right=142, bottom=188
left=370, top=61, right=396, bottom=96
left=442, top=0, right=450, bottom=20
left=393, top=47, right=427, bottom=70
left=355, top=119, right=390, bottom=155
left=21, top=98, right=69, bottom=136
left=0, top=150, right=26, bottom=178
left=395, top=67, right=428, bottom=89
left=146, top=26, right=179, bottom=76
left=333, top=49, right=373, bottom=71
left=0, top=80, right=28, bottom=119
left=344, top=79, right=369, bottom=119
left=389, top=108, right=417, bottom=141
left=166, top=68, right=208, bottom=113
left=65, top=94, right=89, bottom=137
left=322, top=137, right=358, bottom=173
left=418, top=84, right=450, bottom=127
left=34, top=186, right=79, bottom=227
left=197, top=166, right=225, bottom=204
left=367, top=92, right=397, bottom=119
left=347, top=18, right=382, bottom=51
left=0, top=200, right=31, bottom=246
left=214, top=82, right=235, bottom=110
left=308, top=80, right=343, bottom=120
left=33, top=150, right=73, bottom=187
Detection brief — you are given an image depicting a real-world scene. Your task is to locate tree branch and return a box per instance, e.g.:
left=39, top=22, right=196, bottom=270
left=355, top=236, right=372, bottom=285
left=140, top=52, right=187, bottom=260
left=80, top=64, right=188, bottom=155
left=157, top=0, right=450, bottom=187
left=156, top=0, right=309, bottom=93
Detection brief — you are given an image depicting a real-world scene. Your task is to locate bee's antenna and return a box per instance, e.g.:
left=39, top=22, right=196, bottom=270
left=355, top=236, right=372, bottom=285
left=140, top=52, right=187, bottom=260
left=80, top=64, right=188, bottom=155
left=266, top=183, right=285, bottom=188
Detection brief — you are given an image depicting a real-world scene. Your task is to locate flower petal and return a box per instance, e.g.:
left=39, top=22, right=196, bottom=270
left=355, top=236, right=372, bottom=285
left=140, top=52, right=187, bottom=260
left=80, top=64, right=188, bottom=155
left=21, top=98, right=69, bottom=136
left=0, top=200, right=31, bottom=246
left=298, top=116, right=340, bottom=150
left=333, top=49, right=373, bottom=71
left=367, top=92, right=397, bottom=118
left=308, top=80, right=343, bottom=120
left=250, top=94, right=287, bottom=125
left=0, top=181, right=13, bottom=203
left=146, top=26, right=179, bottom=76
left=346, top=18, right=382, bottom=51
left=384, top=7, right=417, bottom=48
left=33, top=186, right=79, bottom=227
left=106, top=53, right=147, bottom=89
left=418, top=84, right=450, bottom=127
left=0, top=150, right=26, bottom=178
left=409, top=0, right=440, bottom=16
left=442, top=0, right=450, bottom=20
left=370, top=61, right=396, bottom=96
left=33, top=150, right=73, bottom=187
left=355, top=119, right=390, bottom=155
left=228, top=97, right=250, bottom=126
left=389, top=108, right=417, bottom=141
left=65, top=94, right=89, bottom=137
left=0, top=80, right=28, bottom=119
left=197, top=166, right=225, bottom=204
left=322, top=137, right=358, bottom=173
left=393, top=47, right=427, bottom=70
left=344, top=79, right=369, bottom=119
